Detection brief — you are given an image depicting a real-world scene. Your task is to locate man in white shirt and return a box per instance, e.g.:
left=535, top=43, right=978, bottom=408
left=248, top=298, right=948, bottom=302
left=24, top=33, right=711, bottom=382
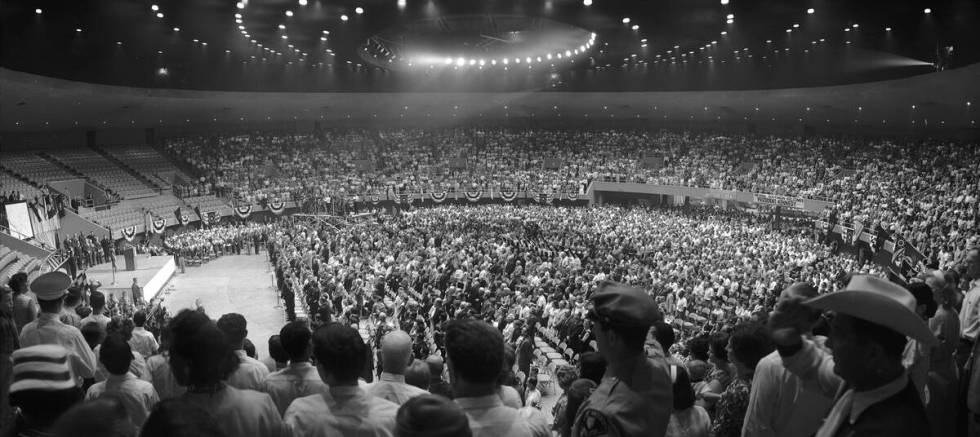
left=86, top=332, right=159, bottom=433
left=78, top=291, right=110, bottom=331
left=18, top=272, right=97, bottom=386
left=284, top=323, right=398, bottom=436
left=367, top=330, right=428, bottom=405
left=128, top=310, right=159, bottom=358
left=446, top=319, right=549, bottom=437
left=263, top=321, right=326, bottom=415
left=742, top=283, right=834, bottom=437
left=958, top=248, right=980, bottom=366
left=218, top=312, right=269, bottom=391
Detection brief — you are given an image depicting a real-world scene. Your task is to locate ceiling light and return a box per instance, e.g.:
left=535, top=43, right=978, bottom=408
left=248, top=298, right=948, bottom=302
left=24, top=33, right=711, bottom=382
left=398, top=0, right=407, bottom=7
left=116, top=41, right=122, bottom=45
left=456, top=57, right=465, bottom=66
left=285, top=10, right=293, bottom=16
left=525, top=57, right=532, bottom=63
left=320, top=36, right=327, bottom=41
left=156, top=12, right=164, bottom=18
left=547, top=53, right=552, bottom=59
left=720, top=0, right=729, bottom=4
left=76, top=28, right=82, bottom=32
left=281, top=35, right=288, bottom=39
left=444, top=57, right=452, bottom=64
left=720, top=31, right=727, bottom=35
left=503, top=58, right=509, bottom=64
left=924, top=8, right=931, bottom=13
left=479, top=59, right=485, bottom=65
left=726, top=14, right=734, bottom=19
left=341, top=14, right=349, bottom=21
left=278, top=24, right=286, bottom=29
left=622, top=17, right=630, bottom=24
left=239, top=25, right=245, bottom=30
left=151, top=4, right=159, bottom=11
left=515, top=57, right=521, bottom=63
left=632, top=24, right=639, bottom=30
left=491, top=59, right=497, bottom=65
left=299, top=0, right=307, bottom=5
left=807, top=8, right=814, bottom=14
left=885, top=27, right=892, bottom=31
left=236, top=2, right=244, bottom=9
left=355, top=7, right=364, bottom=14
left=726, top=19, right=734, bottom=24
left=793, top=23, right=799, bottom=28
left=786, top=29, right=792, bottom=33
left=853, top=24, right=859, bottom=28
left=583, top=0, right=592, bottom=5
left=322, top=30, right=329, bottom=34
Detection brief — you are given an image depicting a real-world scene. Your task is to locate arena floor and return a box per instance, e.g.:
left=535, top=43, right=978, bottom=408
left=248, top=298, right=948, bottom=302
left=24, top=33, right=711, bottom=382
left=160, top=254, right=284, bottom=360
left=159, top=253, right=561, bottom=417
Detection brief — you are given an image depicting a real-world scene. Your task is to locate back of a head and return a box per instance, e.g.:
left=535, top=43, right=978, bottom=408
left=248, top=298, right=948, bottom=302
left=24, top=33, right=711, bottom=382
left=444, top=319, right=504, bottom=385
left=395, top=394, right=472, bottom=437
left=267, top=335, right=289, bottom=364
left=107, top=316, right=135, bottom=341
left=729, top=322, right=774, bottom=371
left=404, top=359, right=431, bottom=390
left=81, top=322, right=106, bottom=350
left=101, top=333, right=134, bottom=376
left=652, top=321, right=675, bottom=354
left=279, top=320, right=312, bottom=362
left=381, top=330, right=414, bottom=374
left=141, top=398, right=227, bottom=437
left=578, top=351, right=607, bottom=385
left=53, top=398, right=132, bottom=437
left=709, top=332, right=731, bottom=363
left=8, top=272, right=28, bottom=293
left=687, top=335, right=710, bottom=361
left=216, top=313, right=248, bottom=346
left=133, top=311, right=147, bottom=327
left=168, top=309, right=239, bottom=387
left=906, top=282, right=938, bottom=319
left=90, top=291, right=106, bottom=312
left=313, top=322, right=367, bottom=383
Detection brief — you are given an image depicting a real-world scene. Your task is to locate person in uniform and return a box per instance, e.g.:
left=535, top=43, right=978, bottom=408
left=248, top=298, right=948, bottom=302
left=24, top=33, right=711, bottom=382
left=131, top=278, right=144, bottom=306
left=571, top=281, right=673, bottom=437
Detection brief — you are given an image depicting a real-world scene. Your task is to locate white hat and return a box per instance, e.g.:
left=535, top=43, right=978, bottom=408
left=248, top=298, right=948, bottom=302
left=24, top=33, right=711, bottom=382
left=804, top=275, right=937, bottom=346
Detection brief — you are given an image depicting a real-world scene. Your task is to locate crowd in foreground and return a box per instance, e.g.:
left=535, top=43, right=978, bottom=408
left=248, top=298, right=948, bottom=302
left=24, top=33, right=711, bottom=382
left=0, top=201, right=979, bottom=437
left=163, top=129, right=980, bottom=263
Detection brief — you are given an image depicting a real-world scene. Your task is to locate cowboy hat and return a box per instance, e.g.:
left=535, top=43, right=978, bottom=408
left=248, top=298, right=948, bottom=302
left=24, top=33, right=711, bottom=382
left=804, top=275, right=937, bottom=346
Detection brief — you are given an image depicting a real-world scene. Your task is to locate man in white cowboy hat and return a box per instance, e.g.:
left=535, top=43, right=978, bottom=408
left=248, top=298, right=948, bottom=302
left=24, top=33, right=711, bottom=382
left=18, top=271, right=97, bottom=386
left=769, top=275, right=937, bottom=437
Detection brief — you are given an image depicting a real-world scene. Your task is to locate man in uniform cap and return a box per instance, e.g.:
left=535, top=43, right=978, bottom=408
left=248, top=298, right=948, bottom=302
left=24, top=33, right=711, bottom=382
left=18, top=271, right=97, bottom=386
left=571, top=281, right=672, bottom=437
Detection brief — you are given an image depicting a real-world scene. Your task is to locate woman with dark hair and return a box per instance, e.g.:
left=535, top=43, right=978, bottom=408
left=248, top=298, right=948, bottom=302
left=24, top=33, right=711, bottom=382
left=695, top=332, right=733, bottom=416
left=9, top=272, right=37, bottom=332
left=665, top=365, right=711, bottom=437
left=167, top=309, right=284, bottom=437
left=141, top=398, right=227, bottom=437
left=711, top=322, right=773, bottom=437
left=394, top=394, right=471, bottom=437
left=685, top=335, right=711, bottom=387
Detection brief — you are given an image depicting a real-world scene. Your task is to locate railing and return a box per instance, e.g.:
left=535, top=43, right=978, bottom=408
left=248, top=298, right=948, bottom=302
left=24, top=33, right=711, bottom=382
left=44, top=249, right=70, bottom=272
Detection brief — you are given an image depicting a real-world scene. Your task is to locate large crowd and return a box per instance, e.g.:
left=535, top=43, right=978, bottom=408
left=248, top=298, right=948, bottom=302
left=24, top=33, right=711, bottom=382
left=162, top=129, right=979, bottom=263
left=0, top=127, right=978, bottom=437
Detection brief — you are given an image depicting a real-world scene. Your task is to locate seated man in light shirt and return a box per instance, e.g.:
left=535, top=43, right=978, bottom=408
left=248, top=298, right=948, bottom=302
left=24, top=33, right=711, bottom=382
left=446, top=319, right=549, bottom=437
left=263, top=321, right=326, bottom=415
left=367, top=330, right=429, bottom=405
left=284, top=323, right=399, bottom=436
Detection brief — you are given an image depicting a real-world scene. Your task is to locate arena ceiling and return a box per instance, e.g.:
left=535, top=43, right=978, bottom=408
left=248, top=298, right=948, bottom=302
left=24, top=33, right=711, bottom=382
left=1, top=0, right=977, bottom=92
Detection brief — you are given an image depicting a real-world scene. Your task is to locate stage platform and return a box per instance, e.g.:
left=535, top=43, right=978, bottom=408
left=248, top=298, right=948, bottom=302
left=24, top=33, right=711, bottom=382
left=84, top=254, right=176, bottom=303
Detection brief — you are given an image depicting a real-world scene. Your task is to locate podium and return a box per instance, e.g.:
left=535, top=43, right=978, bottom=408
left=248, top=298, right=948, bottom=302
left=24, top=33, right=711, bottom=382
left=124, top=247, right=137, bottom=271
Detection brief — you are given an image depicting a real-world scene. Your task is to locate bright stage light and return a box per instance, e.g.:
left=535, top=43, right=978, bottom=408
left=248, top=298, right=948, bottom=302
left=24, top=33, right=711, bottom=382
left=456, top=57, right=465, bottom=66
left=502, top=58, right=509, bottom=64
left=924, top=8, right=931, bottom=13
left=720, top=0, right=729, bottom=4
left=156, top=12, right=164, bottom=18
left=237, top=2, right=244, bottom=9
left=583, top=0, right=592, bottom=5
left=285, top=10, right=293, bottom=16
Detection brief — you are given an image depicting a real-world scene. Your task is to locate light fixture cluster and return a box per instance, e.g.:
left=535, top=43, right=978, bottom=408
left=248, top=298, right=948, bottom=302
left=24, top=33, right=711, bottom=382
left=390, top=33, right=597, bottom=69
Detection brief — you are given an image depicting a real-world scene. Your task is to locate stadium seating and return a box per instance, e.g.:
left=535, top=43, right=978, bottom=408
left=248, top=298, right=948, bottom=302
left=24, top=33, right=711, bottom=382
left=0, top=152, right=76, bottom=187
left=101, top=145, right=194, bottom=190
left=45, top=149, right=158, bottom=199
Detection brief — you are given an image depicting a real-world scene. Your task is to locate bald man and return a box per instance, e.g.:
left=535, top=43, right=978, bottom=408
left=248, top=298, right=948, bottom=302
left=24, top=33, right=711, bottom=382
left=742, top=283, right=835, bottom=437
left=366, top=330, right=428, bottom=405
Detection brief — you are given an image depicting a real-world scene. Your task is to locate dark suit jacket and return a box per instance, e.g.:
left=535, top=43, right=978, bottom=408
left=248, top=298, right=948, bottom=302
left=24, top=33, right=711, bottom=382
left=834, top=379, right=930, bottom=437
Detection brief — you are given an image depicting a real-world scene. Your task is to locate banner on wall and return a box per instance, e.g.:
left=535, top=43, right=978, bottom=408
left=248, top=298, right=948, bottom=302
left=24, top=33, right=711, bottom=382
left=752, top=193, right=805, bottom=210
left=174, top=207, right=190, bottom=226
left=465, top=191, right=481, bottom=202
left=499, top=191, right=517, bottom=202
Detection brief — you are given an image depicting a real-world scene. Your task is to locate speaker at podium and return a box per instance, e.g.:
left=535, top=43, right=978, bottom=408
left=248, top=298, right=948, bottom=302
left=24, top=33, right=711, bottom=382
left=124, top=246, right=137, bottom=271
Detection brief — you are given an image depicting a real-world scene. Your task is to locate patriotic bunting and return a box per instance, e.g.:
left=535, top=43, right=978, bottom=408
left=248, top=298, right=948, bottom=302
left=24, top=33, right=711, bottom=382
left=269, top=199, right=285, bottom=215
left=121, top=226, right=136, bottom=241
left=151, top=218, right=167, bottom=234
left=235, top=204, right=252, bottom=219
left=464, top=191, right=482, bottom=202
left=499, top=191, right=517, bottom=202
left=430, top=192, right=447, bottom=203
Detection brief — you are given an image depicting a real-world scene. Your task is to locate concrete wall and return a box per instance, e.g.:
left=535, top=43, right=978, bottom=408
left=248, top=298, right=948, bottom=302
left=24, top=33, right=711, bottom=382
left=58, top=210, right=109, bottom=240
